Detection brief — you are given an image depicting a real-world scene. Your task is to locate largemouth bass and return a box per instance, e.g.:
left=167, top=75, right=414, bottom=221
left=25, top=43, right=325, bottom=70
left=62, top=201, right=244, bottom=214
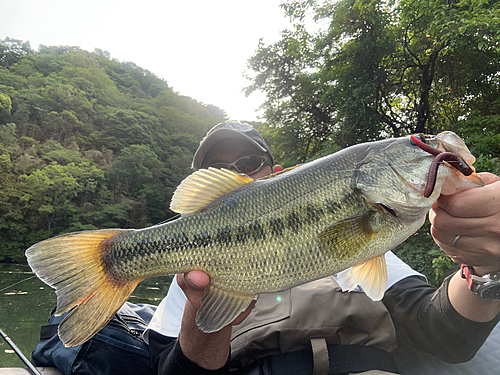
left=26, top=132, right=483, bottom=347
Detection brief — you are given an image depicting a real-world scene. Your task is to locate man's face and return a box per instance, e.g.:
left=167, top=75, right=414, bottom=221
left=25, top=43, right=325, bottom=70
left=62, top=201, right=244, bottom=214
left=201, top=139, right=273, bottom=179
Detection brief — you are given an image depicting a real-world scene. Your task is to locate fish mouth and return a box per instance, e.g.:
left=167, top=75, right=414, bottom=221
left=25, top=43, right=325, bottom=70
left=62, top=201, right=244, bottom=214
left=410, top=135, right=477, bottom=198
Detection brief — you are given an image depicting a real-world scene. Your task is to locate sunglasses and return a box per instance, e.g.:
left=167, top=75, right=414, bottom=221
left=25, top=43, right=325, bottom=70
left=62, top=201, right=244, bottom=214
left=208, top=155, right=272, bottom=176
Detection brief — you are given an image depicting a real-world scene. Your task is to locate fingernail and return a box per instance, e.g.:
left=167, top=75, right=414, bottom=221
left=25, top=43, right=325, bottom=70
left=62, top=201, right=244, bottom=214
left=186, top=274, right=202, bottom=289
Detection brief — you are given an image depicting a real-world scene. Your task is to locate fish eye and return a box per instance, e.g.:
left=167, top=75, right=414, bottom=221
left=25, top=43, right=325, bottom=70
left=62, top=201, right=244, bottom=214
left=410, top=134, right=426, bottom=145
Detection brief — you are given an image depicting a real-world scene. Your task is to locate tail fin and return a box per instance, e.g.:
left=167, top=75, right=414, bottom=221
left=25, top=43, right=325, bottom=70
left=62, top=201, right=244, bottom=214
left=26, top=229, right=139, bottom=347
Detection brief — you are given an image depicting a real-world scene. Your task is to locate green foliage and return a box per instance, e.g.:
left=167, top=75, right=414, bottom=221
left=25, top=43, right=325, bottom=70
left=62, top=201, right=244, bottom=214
left=0, top=38, right=226, bottom=263
left=0, top=92, right=12, bottom=122
left=1, top=16, right=498, bottom=291
left=247, top=0, right=500, bottom=163
left=456, top=113, right=500, bottom=174
left=0, top=37, right=31, bottom=68
left=245, top=0, right=500, bottom=283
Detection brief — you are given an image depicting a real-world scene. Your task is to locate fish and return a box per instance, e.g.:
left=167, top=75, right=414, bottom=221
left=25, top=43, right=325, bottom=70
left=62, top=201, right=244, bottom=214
left=26, top=131, right=484, bottom=347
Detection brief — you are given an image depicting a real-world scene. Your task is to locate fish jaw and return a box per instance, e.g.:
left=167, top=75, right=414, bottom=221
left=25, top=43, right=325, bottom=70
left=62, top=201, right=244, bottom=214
left=356, top=133, right=484, bottom=223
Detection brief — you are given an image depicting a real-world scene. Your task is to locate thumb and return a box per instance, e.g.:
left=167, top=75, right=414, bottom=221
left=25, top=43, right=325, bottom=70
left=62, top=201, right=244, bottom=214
left=184, top=271, right=210, bottom=290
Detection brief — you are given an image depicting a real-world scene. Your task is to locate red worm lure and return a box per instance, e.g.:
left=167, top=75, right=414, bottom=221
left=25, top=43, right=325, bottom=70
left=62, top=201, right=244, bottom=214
left=410, top=136, right=474, bottom=198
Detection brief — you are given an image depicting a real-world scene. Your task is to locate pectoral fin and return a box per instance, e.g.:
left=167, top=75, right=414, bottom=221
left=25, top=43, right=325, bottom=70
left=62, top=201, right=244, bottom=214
left=318, top=212, right=378, bottom=260
left=319, top=212, right=388, bottom=301
left=195, top=285, right=255, bottom=333
left=337, top=255, right=388, bottom=301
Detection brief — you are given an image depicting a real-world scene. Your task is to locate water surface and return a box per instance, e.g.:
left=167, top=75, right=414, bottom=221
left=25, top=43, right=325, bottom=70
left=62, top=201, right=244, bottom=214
left=0, top=263, right=172, bottom=368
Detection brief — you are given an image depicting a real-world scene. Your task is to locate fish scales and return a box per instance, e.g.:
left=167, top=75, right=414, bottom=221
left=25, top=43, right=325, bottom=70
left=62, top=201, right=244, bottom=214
left=104, top=147, right=384, bottom=294
left=26, top=131, right=485, bottom=345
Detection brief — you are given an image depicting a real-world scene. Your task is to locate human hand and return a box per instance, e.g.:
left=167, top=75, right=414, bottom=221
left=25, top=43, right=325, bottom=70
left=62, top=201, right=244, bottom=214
left=429, top=172, right=500, bottom=275
left=177, top=271, right=256, bottom=327
left=176, top=271, right=255, bottom=370
left=177, top=271, right=210, bottom=311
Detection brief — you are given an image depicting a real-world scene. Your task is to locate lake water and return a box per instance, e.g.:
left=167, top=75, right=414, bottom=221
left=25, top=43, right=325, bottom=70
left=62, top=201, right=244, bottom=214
left=0, top=263, right=172, bottom=368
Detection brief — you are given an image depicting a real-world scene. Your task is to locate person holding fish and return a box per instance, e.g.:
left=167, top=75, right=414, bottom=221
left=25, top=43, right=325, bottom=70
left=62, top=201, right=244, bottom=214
left=25, top=121, right=500, bottom=374
left=142, top=122, right=500, bottom=374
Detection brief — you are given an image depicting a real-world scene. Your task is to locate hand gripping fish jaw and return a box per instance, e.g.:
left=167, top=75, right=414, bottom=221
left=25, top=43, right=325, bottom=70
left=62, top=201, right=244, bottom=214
left=410, top=135, right=474, bottom=198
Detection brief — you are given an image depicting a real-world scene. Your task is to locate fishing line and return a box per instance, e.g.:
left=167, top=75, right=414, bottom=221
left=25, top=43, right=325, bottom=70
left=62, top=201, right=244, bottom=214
left=153, top=213, right=181, bottom=226
left=0, top=274, right=37, bottom=293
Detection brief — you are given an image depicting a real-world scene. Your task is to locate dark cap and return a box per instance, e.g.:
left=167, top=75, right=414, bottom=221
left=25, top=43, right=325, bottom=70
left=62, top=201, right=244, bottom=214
left=192, top=121, right=274, bottom=170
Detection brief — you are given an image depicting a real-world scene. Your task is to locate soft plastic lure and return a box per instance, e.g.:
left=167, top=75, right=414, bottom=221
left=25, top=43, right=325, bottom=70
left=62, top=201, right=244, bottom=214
left=410, top=135, right=474, bottom=198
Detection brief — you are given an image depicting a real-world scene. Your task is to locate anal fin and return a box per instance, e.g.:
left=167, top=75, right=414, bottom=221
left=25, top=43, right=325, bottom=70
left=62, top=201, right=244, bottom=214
left=337, top=255, right=388, bottom=301
left=195, top=285, right=255, bottom=333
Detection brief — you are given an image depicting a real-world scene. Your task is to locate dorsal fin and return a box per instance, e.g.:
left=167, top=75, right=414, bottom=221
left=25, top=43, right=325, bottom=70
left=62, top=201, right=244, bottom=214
left=170, top=168, right=254, bottom=215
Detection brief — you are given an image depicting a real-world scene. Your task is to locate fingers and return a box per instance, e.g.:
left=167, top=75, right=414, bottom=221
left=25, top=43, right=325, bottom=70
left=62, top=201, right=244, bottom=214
left=430, top=172, right=500, bottom=238
left=430, top=203, right=496, bottom=238
left=435, top=173, right=500, bottom=218
left=185, top=271, right=210, bottom=289
left=430, top=225, right=499, bottom=267
left=177, top=271, right=257, bottom=328
left=177, top=271, right=210, bottom=291
left=429, top=172, right=500, bottom=272
left=177, top=271, right=210, bottom=310
left=477, top=172, right=500, bottom=185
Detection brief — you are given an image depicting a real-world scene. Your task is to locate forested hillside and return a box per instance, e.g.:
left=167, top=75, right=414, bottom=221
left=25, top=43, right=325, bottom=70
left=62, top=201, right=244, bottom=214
left=0, top=38, right=226, bottom=262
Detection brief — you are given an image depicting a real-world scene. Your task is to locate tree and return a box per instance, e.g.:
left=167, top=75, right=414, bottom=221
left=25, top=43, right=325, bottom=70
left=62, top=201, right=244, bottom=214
left=0, top=148, right=24, bottom=261
left=246, top=0, right=500, bottom=162
left=100, top=109, right=157, bottom=152
left=112, top=145, right=162, bottom=197
left=0, top=41, right=226, bottom=262
left=0, top=37, right=31, bottom=68
left=19, top=161, right=104, bottom=232
left=0, top=93, right=12, bottom=123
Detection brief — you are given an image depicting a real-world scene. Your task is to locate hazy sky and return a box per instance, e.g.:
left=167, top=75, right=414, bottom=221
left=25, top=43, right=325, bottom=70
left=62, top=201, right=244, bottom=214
left=0, top=0, right=293, bottom=121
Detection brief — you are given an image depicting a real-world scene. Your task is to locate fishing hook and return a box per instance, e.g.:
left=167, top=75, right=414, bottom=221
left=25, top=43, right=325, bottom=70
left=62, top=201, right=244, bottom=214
left=410, top=136, right=474, bottom=198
